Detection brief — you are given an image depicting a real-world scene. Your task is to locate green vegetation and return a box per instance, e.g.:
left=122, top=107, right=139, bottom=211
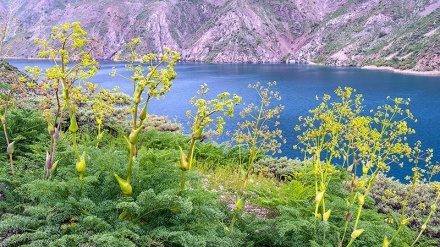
left=1, top=22, right=440, bottom=246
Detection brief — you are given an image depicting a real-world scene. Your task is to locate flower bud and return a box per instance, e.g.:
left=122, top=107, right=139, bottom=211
left=69, top=115, right=78, bottom=133
left=362, top=164, right=369, bottom=174
left=235, top=197, right=244, bottom=212
left=45, top=151, right=52, bottom=169
left=345, top=211, right=352, bottom=221
left=128, top=126, right=142, bottom=144
left=53, top=127, right=60, bottom=140
left=179, top=147, right=189, bottom=171
left=323, top=209, right=331, bottom=221
left=51, top=160, right=59, bottom=174
left=140, top=105, right=147, bottom=121
left=351, top=229, right=364, bottom=239
left=48, top=123, right=55, bottom=134
left=76, top=153, right=86, bottom=178
left=114, top=173, right=132, bottom=196
left=315, top=191, right=325, bottom=203
left=401, top=218, right=410, bottom=226
left=431, top=204, right=436, bottom=211
left=347, top=164, right=353, bottom=173
left=421, top=224, right=427, bottom=230
left=192, top=126, right=203, bottom=140
left=96, top=118, right=102, bottom=125
left=6, top=141, right=14, bottom=155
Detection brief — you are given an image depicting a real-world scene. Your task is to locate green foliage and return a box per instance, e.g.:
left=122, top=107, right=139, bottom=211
left=0, top=108, right=48, bottom=162
left=111, top=37, right=180, bottom=197
left=0, top=132, right=246, bottom=246
left=0, top=20, right=439, bottom=246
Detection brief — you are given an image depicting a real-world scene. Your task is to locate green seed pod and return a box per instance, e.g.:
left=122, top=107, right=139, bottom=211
left=179, top=146, right=189, bottom=171
left=114, top=173, right=132, bottom=196
left=6, top=141, right=14, bottom=155
left=192, top=126, right=204, bottom=140
left=69, top=115, right=79, bottom=133
left=128, top=126, right=142, bottom=144
left=140, top=105, right=147, bottom=121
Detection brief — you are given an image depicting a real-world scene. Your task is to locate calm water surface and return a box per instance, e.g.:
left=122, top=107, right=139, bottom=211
left=8, top=60, right=440, bottom=181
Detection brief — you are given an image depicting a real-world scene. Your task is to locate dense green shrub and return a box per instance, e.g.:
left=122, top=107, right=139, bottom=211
left=0, top=108, right=49, bottom=162
left=0, top=134, right=247, bottom=246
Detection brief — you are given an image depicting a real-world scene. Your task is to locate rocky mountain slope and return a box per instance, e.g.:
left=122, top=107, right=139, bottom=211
left=0, top=0, right=439, bottom=71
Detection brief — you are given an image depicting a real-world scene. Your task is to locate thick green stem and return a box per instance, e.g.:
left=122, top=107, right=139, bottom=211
left=72, top=131, right=80, bottom=160
left=127, top=143, right=135, bottom=183
left=180, top=170, right=187, bottom=191
left=133, top=103, right=139, bottom=129
left=180, top=138, right=196, bottom=192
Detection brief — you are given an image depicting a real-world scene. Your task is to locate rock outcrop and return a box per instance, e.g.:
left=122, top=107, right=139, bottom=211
left=0, top=0, right=438, bottom=71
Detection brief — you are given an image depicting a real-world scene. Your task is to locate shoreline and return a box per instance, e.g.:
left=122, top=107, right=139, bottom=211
left=361, top=65, right=440, bottom=76
left=3, top=57, right=440, bottom=76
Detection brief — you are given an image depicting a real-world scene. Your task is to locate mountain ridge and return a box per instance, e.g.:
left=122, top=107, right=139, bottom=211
left=0, top=0, right=439, bottom=72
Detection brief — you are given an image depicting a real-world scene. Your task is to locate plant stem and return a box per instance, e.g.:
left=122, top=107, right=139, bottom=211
left=180, top=171, right=187, bottom=191
left=1, top=89, right=14, bottom=174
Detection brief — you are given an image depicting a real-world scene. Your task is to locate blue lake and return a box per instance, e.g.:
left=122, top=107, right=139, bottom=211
left=7, top=59, right=440, bottom=181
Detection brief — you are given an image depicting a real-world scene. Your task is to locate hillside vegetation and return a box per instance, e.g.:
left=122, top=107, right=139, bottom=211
left=1, top=22, right=440, bottom=246
left=0, top=0, right=439, bottom=71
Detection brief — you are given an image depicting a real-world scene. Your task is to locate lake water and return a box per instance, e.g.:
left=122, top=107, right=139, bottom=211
left=7, top=59, right=440, bottom=181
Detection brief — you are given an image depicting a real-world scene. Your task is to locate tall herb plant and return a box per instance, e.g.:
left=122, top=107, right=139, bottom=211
left=294, top=87, right=429, bottom=246
left=229, top=81, right=285, bottom=230
left=25, top=22, right=100, bottom=179
left=182, top=83, right=242, bottom=191
left=110, top=38, right=179, bottom=200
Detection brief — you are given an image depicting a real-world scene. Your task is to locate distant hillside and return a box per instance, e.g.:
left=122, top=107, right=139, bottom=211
left=0, top=0, right=439, bottom=72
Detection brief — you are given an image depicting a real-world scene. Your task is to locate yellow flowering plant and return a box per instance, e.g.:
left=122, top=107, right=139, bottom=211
left=25, top=22, right=100, bottom=179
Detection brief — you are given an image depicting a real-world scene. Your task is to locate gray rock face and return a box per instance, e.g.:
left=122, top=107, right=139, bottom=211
left=1, top=0, right=439, bottom=71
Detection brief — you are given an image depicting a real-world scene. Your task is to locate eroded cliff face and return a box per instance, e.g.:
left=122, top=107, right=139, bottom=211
left=1, top=0, right=439, bottom=71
